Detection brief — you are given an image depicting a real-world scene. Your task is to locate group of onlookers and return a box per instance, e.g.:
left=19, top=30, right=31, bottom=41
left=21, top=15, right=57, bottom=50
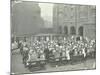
left=11, top=35, right=96, bottom=64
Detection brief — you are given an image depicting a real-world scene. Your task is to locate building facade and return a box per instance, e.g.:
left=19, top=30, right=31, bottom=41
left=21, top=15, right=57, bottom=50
left=11, top=1, right=44, bottom=36
left=53, top=4, right=96, bottom=39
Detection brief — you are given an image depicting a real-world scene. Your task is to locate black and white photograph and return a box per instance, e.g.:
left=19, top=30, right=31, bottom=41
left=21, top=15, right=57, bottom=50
left=11, top=0, right=96, bottom=74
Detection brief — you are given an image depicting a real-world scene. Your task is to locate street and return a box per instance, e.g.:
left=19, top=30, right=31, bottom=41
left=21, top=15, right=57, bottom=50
left=11, top=51, right=96, bottom=74
left=10, top=1, right=96, bottom=75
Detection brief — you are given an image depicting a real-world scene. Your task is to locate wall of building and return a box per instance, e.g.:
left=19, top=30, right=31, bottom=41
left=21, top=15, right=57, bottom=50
left=11, top=1, right=44, bottom=36
left=53, top=4, right=96, bottom=39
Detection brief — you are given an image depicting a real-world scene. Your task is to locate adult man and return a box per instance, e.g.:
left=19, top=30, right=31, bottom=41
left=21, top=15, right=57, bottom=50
left=44, top=46, right=49, bottom=62
left=66, top=50, right=70, bottom=61
left=22, top=45, right=29, bottom=64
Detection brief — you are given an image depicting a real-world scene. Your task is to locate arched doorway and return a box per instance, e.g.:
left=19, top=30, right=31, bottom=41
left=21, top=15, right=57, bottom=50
left=70, top=26, right=76, bottom=35
left=64, top=26, right=68, bottom=34
left=78, top=26, right=84, bottom=36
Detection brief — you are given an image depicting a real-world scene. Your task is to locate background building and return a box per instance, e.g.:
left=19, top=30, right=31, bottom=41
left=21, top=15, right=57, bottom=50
left=53, top=4, right=96, bottom=39
left=11, top=1, right=44, bottom=36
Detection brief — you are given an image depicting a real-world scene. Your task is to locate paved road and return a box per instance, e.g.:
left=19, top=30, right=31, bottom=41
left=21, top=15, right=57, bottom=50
left=11, top=53, right=30, bottom=74
left=11, top=51, right=96, bottom=74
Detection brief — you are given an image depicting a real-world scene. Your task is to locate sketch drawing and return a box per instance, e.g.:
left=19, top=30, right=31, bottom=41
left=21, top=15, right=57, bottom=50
left=11, top=0, right=96, bottom=74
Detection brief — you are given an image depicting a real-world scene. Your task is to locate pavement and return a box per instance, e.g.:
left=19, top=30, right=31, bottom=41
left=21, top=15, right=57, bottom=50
left=11, top=51, right=96, bottom=74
